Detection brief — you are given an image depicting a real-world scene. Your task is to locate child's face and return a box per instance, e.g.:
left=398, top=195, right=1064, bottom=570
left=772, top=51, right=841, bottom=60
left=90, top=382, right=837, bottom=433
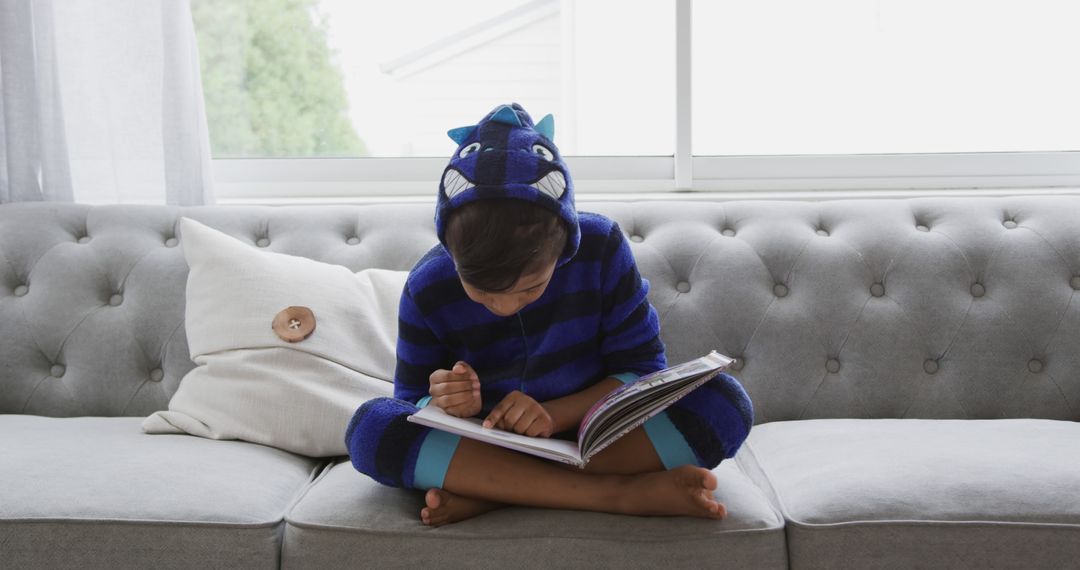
left=459, top=259, right=557, bottom=317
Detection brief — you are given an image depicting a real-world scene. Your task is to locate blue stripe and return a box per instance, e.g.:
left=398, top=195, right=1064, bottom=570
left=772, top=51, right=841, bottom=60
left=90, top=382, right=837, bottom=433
left=602, top=285, right=648, bottom=334
left=413, top=429, right=461, bottom=489
left=526, top=314, right=600, bottom=351
left=643, top=411, right=700, bottom=470
left=396, top=337, right=446, bottom=365
left=416, top=395, right=432, bottom=408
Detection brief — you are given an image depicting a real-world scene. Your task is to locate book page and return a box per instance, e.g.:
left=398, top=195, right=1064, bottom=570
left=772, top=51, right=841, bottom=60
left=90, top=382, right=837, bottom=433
left=577, top=351, right=733, bottom=458
left=578, top=351, right=732, bottom=442
left=408, top=405, right=584, bottom=466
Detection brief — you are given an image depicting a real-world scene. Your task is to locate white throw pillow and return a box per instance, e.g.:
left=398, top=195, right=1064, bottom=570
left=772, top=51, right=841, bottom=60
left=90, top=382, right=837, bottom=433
left=142, top=217, right=406, bottom=457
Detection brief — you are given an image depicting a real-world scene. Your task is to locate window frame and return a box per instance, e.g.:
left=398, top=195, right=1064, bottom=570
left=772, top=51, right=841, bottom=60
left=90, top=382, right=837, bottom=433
left=211, top=0, right=1080, bottom=204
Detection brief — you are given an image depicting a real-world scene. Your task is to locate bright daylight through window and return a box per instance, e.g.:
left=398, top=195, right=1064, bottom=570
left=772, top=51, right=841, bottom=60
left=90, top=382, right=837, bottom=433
left=191, top=0, right=673, bottom=158
left=693, top=0, right=1080, bottom=155
left=191, top=0, right=1080, bottom=198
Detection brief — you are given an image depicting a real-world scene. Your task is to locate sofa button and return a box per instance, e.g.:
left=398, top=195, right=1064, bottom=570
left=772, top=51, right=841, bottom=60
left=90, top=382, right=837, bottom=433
left=629, top=234, right=643, bottom=243
left=1003, top=219, right=1018, bottom=229
left=971, top=283, right=985, bottom=297
left=773, top=284, right=789, bottom=297
left=816, top=229, right=830, bottom=236
left=721, top=229, right=736, bottom=237
left=51, top=364, right=66, bottom=378
left=13, top=285, right=28, bottom=297
left=916, top=224, right=930, bottom=232
left=165, top=237, right=179, bottom=247
left=826, top=359, right=841, bottom=373
left=923, top=359, right=939, bottom=374
left=676, top=281, right=691, bottom=293
left=149, top=368, right=164, bottom=382
left=77, top=235, right=91, bottom=244
left=870, top=283, right=885, bottom=297
left=109, top=294, right=123, bottom=306
left=346, top=236, right=360, bottom=245
left=1071, top=276, right=1080, bottom=290
left=1028, top=359, right=1043, bottom=373
left=731, top=357, right=744, bottom=371
left=273, top=306, right=316, bottom=342
left=256, top=238, right=270, bottom=248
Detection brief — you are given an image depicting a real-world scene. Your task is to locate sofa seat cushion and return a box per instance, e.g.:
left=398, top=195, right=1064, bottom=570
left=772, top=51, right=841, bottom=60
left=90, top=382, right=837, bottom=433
left=0, top=415, right=323, bottom=569
left=739, top=419, right=1080, bottom=570
left=281, top=458, right=787, bottom=569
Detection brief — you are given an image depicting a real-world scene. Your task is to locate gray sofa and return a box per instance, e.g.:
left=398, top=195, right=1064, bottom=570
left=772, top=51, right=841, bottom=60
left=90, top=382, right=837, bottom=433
left=2, top=197, right=1078, bottom=569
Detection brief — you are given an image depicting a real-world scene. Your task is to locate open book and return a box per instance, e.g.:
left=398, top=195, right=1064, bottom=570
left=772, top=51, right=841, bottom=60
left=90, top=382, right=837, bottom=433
left=406, top=351, right=734, bottom=468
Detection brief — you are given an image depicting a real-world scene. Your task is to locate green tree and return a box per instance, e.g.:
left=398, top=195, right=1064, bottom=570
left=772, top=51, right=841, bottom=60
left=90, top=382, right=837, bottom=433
left=190, top=0, right=367, bottom=157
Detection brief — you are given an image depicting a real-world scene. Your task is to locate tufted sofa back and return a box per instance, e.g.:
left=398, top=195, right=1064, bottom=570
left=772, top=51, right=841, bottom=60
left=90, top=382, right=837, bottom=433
left=2, top=197, right=1078, bottom=422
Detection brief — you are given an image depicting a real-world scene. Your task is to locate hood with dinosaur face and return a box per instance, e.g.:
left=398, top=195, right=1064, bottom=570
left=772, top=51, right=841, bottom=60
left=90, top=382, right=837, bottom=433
left=435, top=102, right=579, bottom=267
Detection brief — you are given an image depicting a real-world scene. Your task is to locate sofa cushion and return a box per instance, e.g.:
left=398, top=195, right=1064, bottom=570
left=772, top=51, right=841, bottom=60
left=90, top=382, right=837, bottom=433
left=280, top=458, right=787, bottom=569
left=0, top=415, right=324, bottom=569
left=739, top=419, right=1080, bottom=570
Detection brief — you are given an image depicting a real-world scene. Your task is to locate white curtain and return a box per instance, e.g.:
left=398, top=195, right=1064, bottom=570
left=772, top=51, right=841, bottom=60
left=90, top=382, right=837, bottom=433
left=0, top=0, right=213, bottom=205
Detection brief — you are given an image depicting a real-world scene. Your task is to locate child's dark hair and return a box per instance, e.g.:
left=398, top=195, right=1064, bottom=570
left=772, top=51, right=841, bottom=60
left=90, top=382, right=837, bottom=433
left=445, top=200, right=568, bottom=293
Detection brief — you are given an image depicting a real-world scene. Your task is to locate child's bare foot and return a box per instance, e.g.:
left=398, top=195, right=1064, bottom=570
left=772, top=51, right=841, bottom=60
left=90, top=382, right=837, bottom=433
left=619, top=465, right=727, bottom=519
left=421, top=488, right=504, bottom=527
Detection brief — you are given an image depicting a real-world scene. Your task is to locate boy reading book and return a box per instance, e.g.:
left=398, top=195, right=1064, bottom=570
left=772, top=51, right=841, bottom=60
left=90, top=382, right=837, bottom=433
left=407, top=351, right=738, bottom=468
left=345, top=103, right=754, bottom=527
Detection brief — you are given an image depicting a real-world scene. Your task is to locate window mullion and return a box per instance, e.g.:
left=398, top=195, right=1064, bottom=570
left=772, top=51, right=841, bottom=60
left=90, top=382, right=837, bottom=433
left=675, top=0, right=692, bottom=190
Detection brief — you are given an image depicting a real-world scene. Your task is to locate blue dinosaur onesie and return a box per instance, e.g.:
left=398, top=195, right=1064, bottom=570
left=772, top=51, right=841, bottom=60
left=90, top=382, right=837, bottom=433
left=345, top=103, right=753, bottom=490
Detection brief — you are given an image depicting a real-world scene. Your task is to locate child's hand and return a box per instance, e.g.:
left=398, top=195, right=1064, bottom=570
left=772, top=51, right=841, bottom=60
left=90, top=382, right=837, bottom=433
left=483, top=391, right=555, bottom=438
left=429, top=361, right=481, bottom=418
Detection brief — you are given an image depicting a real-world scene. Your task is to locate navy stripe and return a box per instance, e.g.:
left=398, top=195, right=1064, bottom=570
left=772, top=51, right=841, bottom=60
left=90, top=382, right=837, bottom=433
left=567, top=232, right=612, bottom=264
left=395, top=360, right=441, bottom=387
left=602, top=266, right=643, bottom=316
left=398, top=319, right=442, bottom=346
left=524, top=337, right=600, bottom=379
left=606, top=302, right=653, bottom=338
left=666, top=406, right=726, bottom=469
left=412, top=276, right=467, bottom=313
left=373, top=412, right=426, bottom=487
left=395, top=338, right=446, bottom=368
left=440, top=319, right=521, bottom=353
left=475, top=122, right=510, bottom=183
left=436, top=291, right=601, bottom=354
left=603, top=336, right=666, bottom=374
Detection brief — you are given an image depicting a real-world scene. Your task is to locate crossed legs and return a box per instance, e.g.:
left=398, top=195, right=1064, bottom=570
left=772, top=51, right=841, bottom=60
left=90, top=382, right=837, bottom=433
left=420, top=424, right=725, bottom=527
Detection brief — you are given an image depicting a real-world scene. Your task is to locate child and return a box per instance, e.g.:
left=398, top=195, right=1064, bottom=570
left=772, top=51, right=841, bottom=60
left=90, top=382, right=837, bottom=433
left=346, top=103, right=754, bottom=527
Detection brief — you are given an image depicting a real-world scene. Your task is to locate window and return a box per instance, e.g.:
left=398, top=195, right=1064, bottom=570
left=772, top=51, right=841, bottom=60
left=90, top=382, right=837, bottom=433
left=192, top=0, right=672, bottom=158
left=693, top=0, right=1080, bottom=155
left=192, top=0, right=1080, bottom=201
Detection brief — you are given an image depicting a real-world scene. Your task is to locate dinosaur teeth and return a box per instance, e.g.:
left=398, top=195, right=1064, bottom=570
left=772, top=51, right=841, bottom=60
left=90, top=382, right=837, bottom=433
left=534, top=170, right=566, bottom=199
left=442, top=169, right=472, bottom=199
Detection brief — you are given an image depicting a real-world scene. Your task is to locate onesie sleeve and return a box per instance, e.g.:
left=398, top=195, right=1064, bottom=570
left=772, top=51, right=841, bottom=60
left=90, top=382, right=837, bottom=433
left=393, top=282, right=451, bottom=406
left=597, top=222, right=667, bottom=377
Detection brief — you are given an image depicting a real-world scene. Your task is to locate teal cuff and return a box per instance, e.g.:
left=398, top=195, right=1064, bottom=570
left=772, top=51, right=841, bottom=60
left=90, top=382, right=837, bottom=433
left=611, top=373, right=699, bottom=470
left=413, top=428, right=460, bottom=490
left=643, top=411, right=699, bottom=470
left=416, top=395, right=432, bottom=408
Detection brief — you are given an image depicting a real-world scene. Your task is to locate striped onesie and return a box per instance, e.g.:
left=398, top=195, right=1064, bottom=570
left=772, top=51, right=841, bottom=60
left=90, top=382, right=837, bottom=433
left=345, top=103, right=753, bottom=490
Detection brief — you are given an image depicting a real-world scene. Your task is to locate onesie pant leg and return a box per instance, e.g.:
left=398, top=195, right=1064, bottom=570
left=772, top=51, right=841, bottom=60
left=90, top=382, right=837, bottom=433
left=345, top=397, right=461, bottom=490
left=614, top=372, right=754, bottom=470
left=663, top=372, right=754, bottom=469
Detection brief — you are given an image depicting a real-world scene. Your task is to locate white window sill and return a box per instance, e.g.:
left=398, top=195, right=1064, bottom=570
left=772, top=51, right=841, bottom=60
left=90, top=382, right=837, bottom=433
left=216, top=186, right=1080, bottom=205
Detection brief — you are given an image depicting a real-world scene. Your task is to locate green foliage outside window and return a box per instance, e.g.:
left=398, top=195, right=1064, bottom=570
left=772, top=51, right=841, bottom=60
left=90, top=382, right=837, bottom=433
left=191, top=0, right=367, bottom=157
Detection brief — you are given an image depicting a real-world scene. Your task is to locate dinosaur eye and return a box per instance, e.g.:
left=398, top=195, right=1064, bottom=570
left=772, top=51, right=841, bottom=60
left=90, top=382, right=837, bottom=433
left=532, top=144, right=554, bottom=161
left=459, top=142, right=481, bottom=159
